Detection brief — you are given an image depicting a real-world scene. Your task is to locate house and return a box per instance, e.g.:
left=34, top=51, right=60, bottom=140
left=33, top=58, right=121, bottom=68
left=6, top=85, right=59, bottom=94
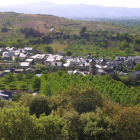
left=131, top=71, right=140, bottom=80
left=13, top=49, right=22, bottom=54
left=0, top=48, right=6, bottom=54
left=2, top=55, right=13, bottom=60
left=26, top=59, right=34, bottom=65
left=19, top=53, right=28, bottom=60
left=3, top=52, right=12, bottom=57
left=25, top=67, right=36, bottom=75
left=50, top=28, right=55, bottom=32
left=84, top=55, right=92, bottom=59
left=89, top=58, right=116, bottom=77
left=14, top=53, right=20, bottom=57
left=127, top=56, right=140, bottom=64
left=49, top=62, right=63, bottom=70
left=46, top=54, right=55, bottom=63
left=73, top=70, right=82, bottom=75
left=7, top=65, right=13, bottom=71
left=55, top=55, right=64, bottom=62
left=114, top=56, right=126, bottom=61
left=4, top=70, right=11, bottom=74
left=67, top=70, right=82, bottom=76
left=14, top=69, right=24, bottom=74
left=24, top=47, right=33, bottom=53
left=2, top=51, right=13, bottom=60
left=134, top=56, right=140, bottom=63
left=0, top=72, right=4, bottom=77
left=46, top=54, right=63, bottom=63
left=0, top=90, right=12, bottom=101
left=36, top=74, right=42, bottom=77
left=31, top=54, right=46, bottom=63
left=67, top=70, right=74, bottom=75
left=63, top=62, right=74, bottom=71
left=7, top=47, right=17, bottom=52
left=67, top=57, right=83, bottom=66
left=78, top=63, right=89, bottom=71
left=125, top=60, right=136, bottom=70
left=20, top=62, right=30, bottom=69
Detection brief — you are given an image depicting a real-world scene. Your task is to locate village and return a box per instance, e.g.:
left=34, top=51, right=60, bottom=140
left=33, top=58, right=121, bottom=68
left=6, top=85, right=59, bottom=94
left=0, top=46, right=140, bottom=101
left=0, top=47, right=140, bottom=78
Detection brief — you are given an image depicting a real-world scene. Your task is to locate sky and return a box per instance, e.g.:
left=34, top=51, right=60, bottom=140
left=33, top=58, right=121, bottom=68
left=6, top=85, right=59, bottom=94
left=0, top=0, right=140, bottom=8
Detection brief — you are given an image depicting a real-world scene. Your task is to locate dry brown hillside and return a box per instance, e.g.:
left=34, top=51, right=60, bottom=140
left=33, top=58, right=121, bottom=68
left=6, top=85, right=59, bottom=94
left=0, top=12, right=137, bottom=39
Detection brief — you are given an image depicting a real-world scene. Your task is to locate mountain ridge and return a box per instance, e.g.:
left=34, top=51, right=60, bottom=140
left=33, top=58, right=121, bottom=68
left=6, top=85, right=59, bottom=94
left=0, top=1, right=140, bottom=18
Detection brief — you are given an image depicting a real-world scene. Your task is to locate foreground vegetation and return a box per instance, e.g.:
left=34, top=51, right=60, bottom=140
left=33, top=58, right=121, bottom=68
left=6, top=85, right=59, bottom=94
left=1, top=71, right=140, bottom=106
left=1, top=85, right=140, bottom=140
left=40, top=73, right=140, bottom=106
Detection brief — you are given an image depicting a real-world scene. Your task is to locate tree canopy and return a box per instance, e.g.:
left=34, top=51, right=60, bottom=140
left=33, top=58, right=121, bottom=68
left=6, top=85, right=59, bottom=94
left=134, top=63, right=140, bottom=71
left=80, top=26, right=86, bottom=34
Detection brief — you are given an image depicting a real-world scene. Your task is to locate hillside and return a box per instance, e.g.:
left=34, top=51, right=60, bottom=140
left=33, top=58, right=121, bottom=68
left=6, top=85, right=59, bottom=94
left=0, top=12, right=138, bottom=39
left=0, top=12, right=140, bottom=58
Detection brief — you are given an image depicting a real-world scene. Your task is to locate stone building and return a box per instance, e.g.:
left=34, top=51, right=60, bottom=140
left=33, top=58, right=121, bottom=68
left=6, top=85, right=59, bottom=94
left=89, top=58, right=116, bottom=77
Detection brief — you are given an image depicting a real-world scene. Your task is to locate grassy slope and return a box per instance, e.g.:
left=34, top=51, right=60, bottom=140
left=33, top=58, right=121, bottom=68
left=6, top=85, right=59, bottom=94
left=0, top=12, right=138, bottom=37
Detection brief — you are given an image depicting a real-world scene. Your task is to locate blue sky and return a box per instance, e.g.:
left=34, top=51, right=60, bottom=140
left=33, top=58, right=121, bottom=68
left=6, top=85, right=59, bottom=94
left=1, top=0, right=140, bottom=8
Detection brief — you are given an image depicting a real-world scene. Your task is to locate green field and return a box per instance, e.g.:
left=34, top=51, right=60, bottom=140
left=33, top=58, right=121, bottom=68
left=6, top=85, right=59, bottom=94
left=0, top=74, right=31, bottom=90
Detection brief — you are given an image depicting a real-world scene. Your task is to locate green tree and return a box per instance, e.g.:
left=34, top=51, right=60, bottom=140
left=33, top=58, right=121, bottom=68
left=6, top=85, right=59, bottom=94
left=80, top=38, right=85, bottom=45
left=0, top=41, right=7, bottom=48
left=15, top=57, right=20, bottom=63
left=20, top=94, right=51, bottom=118
left=125, top=48, right=130, bottom=56
left=2, top=27, right=8, bottom=32
left=62, top=109, right=81, bottom=140
left=9, top=84, right=16, bottom=90
left=121, top=40, right=130, bottom=50
left=59, top=38, right=64, bottom=43
left=32, top=77, right=41, bottom=91
left=80, top=26, right=86, bottom=34
left=134, top=63, right=140, bottom=71
left=66, top=39, right=70, bottom=44
left=0, top=84, right=5, bottom=89
left=25, top=72, right=35, bottom=79
left=44, top=46, right=53, bottom=53
left=59, top=59, right=66, bottom=64
left=80, top=108, right=116, bottom=140
left=134, top=37, right=140, bottom=45
left=4, top=73, right=14, bottom=83
left=16, top=73, right=24, bottom=81
left=66, top=50, right=73, bottom=56
left=59, top=86, right=103, bottom=113
left=8, top=41, right=20, bottom=48
left=38, top=114, right=68, bottom=140
left=0, top=106, right=38, bottom=140
left=20, top=84, right=28, bottom=90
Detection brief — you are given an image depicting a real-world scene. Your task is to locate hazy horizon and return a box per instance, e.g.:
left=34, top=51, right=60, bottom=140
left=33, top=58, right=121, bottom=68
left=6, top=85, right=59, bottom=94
left=0, top=0, right=140, bottom=8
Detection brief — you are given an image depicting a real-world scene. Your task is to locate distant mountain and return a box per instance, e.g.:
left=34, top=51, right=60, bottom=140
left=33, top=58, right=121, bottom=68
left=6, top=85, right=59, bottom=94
left=0, top=1, right=140, bottom=18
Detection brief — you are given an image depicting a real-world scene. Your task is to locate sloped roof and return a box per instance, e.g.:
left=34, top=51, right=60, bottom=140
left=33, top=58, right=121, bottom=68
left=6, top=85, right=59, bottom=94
left=50, top=62, right=63, bottom=67
left=36, top=74, right=42, bottom=77
left=20, top=62, right=30, bottom=67
left=63, top=62, right=73, bottom=67
left=26, top=59, right=34, bottom=62
left=100, top=57, right=106, bottom=62
left=25, top=67, right=35, bottom=72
